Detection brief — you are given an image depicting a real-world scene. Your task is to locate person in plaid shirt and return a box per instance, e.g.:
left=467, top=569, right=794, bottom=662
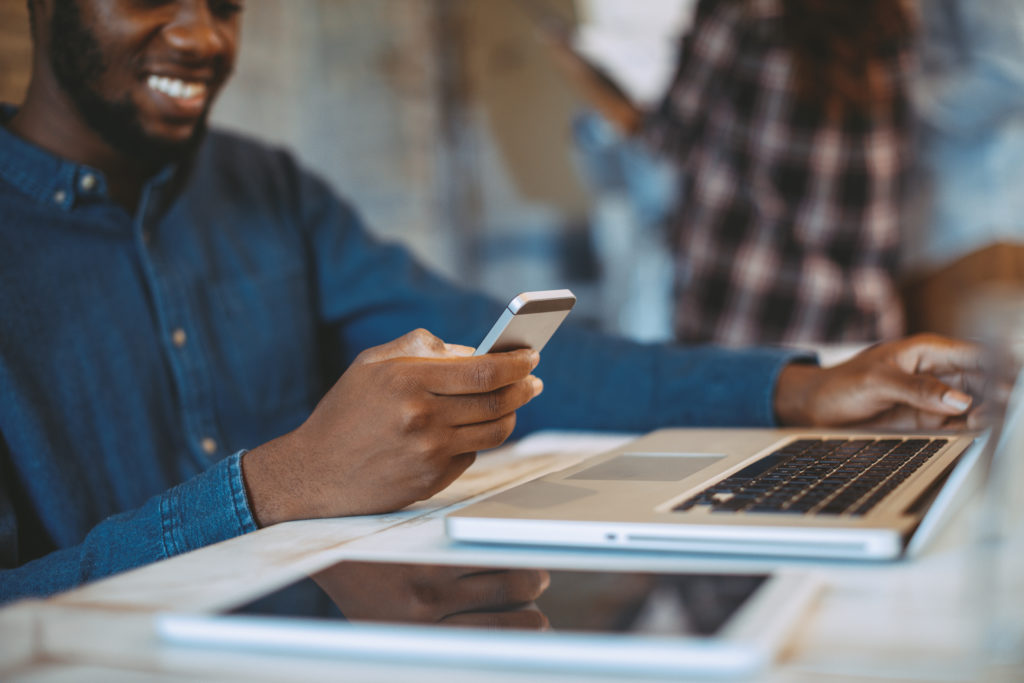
left=644, top=0, right=913, bottom=345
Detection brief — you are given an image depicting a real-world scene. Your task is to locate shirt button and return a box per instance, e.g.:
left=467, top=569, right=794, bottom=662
left=200, top=437, right=218, bottom=456
left=171, top=328, right=187, bottom=348
left=53, top=189, right=67, bottom=204
left=80, top=174, right=97, bottom=192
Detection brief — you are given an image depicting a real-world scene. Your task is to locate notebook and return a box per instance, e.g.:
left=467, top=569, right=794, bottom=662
left=446, top=423, right=991, bottom=561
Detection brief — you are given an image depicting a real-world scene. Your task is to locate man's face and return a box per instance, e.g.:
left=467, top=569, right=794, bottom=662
left=46, top=0, right=242, bottom=165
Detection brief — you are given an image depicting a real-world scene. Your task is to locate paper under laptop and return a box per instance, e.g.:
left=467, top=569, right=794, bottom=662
left=447, top=425, right=988, bottom=561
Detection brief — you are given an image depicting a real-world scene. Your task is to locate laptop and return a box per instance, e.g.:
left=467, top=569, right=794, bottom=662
left=446, top=425, right=990, bottom=561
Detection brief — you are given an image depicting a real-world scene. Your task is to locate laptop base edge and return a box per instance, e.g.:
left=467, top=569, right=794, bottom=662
left=445, top=517, right=905, bottom=561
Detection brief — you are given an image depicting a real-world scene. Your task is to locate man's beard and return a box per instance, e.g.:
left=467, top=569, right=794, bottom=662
left=47, top=0, right=210, bottom=168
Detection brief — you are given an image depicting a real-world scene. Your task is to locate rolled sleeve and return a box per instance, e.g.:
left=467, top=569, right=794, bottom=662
left=658, top=345, right=817, bottom=427
left=1, top=451, right=259, bottom=606
left=159, top=450, right=257, bottom=557
left=517, top=321, right=818, bottom=433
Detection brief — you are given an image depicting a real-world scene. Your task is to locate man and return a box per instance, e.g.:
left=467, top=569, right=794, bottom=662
left=0, top=0, right=983, bottom=607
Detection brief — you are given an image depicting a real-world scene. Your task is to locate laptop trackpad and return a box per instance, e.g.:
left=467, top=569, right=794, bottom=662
left=486, top=481, right=598, bottom=509
left=567, top=453, right=725, bottom=482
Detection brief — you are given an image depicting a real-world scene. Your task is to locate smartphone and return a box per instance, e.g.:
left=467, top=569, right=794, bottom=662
left=473, top=289, right=576, bottom=355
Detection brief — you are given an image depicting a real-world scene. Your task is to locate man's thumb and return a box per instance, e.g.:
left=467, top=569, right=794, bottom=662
left=912, top=373, right=972, bottom=414
left=884, top=371, right=973, bottom=415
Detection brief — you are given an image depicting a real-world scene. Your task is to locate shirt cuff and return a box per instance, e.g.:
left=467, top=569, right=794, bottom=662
left=158, top=450, right=258, bottom=557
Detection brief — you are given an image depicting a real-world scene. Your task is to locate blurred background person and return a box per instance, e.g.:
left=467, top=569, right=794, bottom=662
left=642, top=0, right=915, bottom=346
left=902, top=0, right=1024, bottom=338
left=9, top=0, right=995, bottom=349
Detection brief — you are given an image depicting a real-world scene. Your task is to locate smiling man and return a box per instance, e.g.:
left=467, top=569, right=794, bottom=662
left=0, top=0, right=988, bottom=607
left=12, top=0, right=238, bottom=207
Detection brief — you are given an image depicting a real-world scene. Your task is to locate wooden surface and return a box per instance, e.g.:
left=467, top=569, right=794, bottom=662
left=1, top=431, right=1021, bottom=682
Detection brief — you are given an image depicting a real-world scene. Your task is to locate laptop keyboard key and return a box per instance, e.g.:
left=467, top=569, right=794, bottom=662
left=673, top=436, right=949, bottom=516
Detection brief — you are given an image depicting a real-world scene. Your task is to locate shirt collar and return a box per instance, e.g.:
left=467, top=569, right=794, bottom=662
left=0, top=103, right=178, bottom=212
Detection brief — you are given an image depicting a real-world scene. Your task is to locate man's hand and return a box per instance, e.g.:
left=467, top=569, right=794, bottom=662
left=314, top=561, right=551, bottom=630
left=774, top=334, right=990, bottom=430
left=242, top=329, right=543, bottom=526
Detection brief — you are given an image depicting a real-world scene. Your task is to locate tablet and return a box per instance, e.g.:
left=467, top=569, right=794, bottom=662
left=157, top=560, right=817, bottom=678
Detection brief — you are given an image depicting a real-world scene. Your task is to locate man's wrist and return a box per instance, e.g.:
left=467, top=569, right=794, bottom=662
left=240, top=431, right=306, bottom=527
left=774, top=362, right=823, bottom=426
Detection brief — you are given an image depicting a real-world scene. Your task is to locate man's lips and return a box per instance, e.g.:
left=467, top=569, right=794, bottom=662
left=144, top=74, right=210, bottom=119
left=147, top=74, right=207, bottom=99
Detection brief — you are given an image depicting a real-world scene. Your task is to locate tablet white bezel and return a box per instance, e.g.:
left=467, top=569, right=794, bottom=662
left=156, top=566, right=818, bottom=678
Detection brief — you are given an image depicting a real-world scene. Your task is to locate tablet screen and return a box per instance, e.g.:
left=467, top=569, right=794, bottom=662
left=229, top=560, right=768, bottom=638
left=159, top=561, right=815, bottom=677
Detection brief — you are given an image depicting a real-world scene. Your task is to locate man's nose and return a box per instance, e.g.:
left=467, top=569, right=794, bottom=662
left=163, top=1, right=230, bottom=60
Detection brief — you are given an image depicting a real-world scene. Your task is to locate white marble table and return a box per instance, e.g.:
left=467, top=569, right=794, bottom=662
left=2, top=432, right=1022, bottom=682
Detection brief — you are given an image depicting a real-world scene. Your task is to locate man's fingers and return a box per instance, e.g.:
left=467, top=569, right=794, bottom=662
left=895, top=334, right=986, bottom=375
left=440, top=568, right=552, bottom=629
left=935, top=370, right=989, bottom=397
left=416, top=349, right=541, bottom=395
left=435, top=376, right=543, bottom=426
left=442, top=609, right=550, bottom=630
left=445, top=343, right=476, bottom=357
left=450, top=569, right=550, bottom=613
left=355, top=328, right=457, bottom=364
left=874, top=369, right=973, bottom=416
left=858, top=405, right=968, bottom=432
left=451, top=413, right=519, bottom=453
left=414, top=414, right=522, bottom=499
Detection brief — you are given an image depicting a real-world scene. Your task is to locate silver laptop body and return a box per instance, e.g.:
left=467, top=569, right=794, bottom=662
left=446, top=428, right=981, bottom=561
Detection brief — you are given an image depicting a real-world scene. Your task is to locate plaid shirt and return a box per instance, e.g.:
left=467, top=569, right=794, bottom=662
left=644, top=0, right=909, bottom=345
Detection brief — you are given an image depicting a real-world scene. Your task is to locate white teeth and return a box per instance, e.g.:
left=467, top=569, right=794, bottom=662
left=146, top=74, right=206, bottom=100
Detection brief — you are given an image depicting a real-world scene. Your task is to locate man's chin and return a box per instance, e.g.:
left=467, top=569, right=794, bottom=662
left=71, top=89, right=210, bottom=170
left=134, top=125, right=207, bottom=167
left=104, top=115, right=209, bottom=170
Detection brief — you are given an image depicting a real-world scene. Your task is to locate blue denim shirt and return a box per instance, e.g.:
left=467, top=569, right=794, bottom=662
left=0, top=111, right=803, bottom=605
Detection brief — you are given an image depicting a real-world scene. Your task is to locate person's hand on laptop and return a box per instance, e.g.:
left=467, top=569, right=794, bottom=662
left=241, top=329, right=544, bottom=526
left=773, top=334, right=993, bottom=430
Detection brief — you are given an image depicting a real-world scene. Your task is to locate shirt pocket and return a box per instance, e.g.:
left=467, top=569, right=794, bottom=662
left=207, top=270, right=322, bottom=419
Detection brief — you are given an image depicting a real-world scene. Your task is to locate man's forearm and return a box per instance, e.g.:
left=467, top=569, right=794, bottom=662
left=0, top=452, right=256, bottom=605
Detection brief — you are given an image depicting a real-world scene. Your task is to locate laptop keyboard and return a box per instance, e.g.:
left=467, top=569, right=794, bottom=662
left=673, top=438, right=948, bottom=516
